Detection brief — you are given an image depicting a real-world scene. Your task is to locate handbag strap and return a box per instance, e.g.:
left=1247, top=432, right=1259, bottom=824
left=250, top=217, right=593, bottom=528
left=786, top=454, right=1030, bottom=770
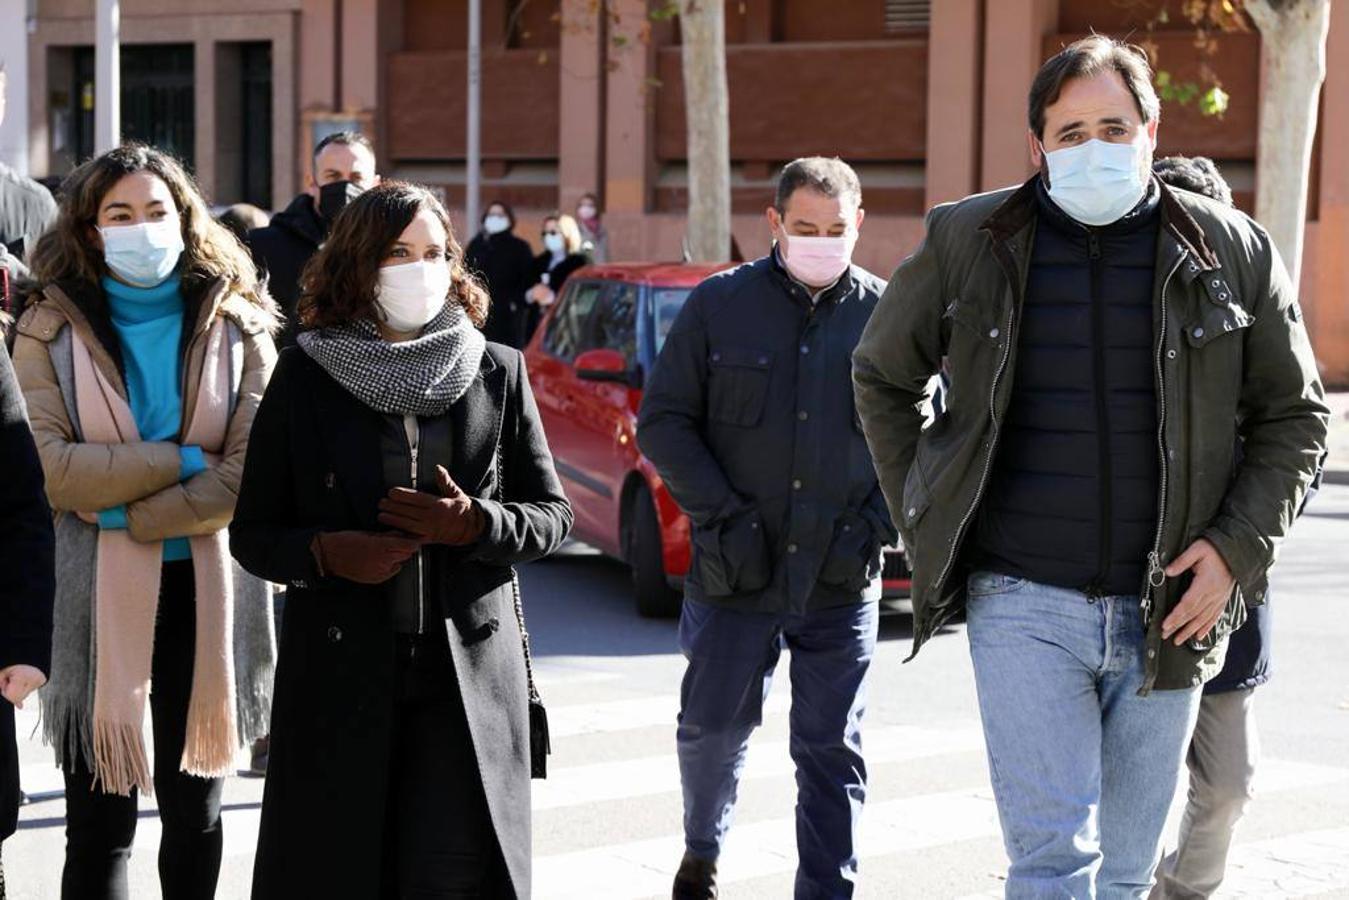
left=497, top=444, right=542, bottom=704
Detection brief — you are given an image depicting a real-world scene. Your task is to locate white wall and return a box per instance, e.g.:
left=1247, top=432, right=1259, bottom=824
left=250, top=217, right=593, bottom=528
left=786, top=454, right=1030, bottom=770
left=0, top=0, right=30, bottom=173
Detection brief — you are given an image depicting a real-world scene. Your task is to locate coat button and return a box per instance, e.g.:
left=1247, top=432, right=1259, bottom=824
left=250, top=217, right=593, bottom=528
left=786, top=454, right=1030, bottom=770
left=989, top=328, right=1000, bottom=339
left=1192, top=327, right=1205, bottom=339
left=797, top=411, right=808, bottom=421
left=1167, top=349, right=1177, bottom=360
left=757, top=356, right=769, bottom=366
left=328, top=626, right=343, bottom=643
left=1189, top=263, right=1199, bottom=272
left=908, top=507, right=916, bottom=517
left=792, top=479, right=802, bottom=490
left=1212, top=279, right=1221, bottom=288
left=1218, top=292, right=1228, bottom=300
left=787, top=543, right=799, bottom=554
left=800, top=345, right=809, bottom=355
left=1147, top=649, right=1156, bottom=659
left=711, top=352, right=722, bottom=362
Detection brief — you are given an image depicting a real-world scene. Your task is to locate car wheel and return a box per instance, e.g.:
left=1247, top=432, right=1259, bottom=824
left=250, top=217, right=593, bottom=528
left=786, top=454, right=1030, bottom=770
left=629, top=483, right=682, bottom=619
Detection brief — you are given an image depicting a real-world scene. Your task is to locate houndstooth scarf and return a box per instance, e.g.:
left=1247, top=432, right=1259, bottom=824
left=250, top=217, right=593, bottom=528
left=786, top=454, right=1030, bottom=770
left=298, top=303, right=486, bottom=416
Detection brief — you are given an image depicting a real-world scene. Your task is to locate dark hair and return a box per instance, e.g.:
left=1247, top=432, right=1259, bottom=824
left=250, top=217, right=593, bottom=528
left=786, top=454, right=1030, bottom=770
left=312, top=130, right=376, bottom=166
left=298, top=181, right=488, bottom=330
left=1153, top=156, right=1234, bottom=208
left=28, top=143, right=267, bottom=307
left=774, top=157, right=862, bottom=214
left=1029, top=35, right=1160, bottom=140
left=483, top=199, right=516, bottom=229
left=216, top=202, right=270, bottom=242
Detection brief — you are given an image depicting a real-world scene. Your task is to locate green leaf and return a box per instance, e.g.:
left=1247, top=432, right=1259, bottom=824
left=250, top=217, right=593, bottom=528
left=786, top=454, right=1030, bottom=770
left=1199, top=85, right=1230, bottom=117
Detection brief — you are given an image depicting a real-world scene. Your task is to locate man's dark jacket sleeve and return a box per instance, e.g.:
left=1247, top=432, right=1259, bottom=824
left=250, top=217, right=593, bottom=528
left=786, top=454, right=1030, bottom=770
left=636, top=285, right=745, bottom=528
left=0, top=343, right=54, bottom=675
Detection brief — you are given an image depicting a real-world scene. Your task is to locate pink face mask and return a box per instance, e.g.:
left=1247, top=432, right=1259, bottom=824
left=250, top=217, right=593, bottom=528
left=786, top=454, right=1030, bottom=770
left=779, top=229, right=858, bottom=287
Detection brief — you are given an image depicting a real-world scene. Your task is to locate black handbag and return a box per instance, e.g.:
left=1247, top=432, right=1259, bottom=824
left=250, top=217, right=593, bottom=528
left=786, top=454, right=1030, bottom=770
left=497, top=445, right=550, bottom=779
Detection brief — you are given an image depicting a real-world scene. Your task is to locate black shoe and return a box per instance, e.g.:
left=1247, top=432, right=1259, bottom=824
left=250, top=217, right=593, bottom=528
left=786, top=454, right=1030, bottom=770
left=672, top=852, right=717, bottom=900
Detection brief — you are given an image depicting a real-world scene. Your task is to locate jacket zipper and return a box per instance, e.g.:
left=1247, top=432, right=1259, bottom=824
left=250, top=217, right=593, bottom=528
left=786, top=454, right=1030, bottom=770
left=928, top=276, right=1018, bottom=622
left=1141, top=251, right=1185, bottom=630
left=407, top=419, right=425, bottom=636
left=1087, top=231, right=1111, bottom=598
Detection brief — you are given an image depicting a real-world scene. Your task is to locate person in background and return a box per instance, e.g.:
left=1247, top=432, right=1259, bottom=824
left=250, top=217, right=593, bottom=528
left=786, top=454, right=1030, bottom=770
left=576, top=192, right=608, bottom=263
left=216, top=203, right=270, bottom=245
left=465, top=200, right=537, bottom=348
left=14, top=143, right=279, bottom=899
left=1148, top=155, right=1309, bottom=900
left=232, top=182, right=571, bottom=898
left=0, top=64, right=59, bottom=267
left=524, top=213, right=588, bottom=345
left=637, top=157, right=895, bottom=900
left=0, top=341, right=56, bottom=900
left=853, top=36, right=1327, bottom=898
left=247, top=131, right=380, bottom=346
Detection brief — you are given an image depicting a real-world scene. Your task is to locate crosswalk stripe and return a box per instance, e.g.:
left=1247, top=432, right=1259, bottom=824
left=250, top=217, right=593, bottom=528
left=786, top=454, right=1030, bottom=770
left=533, top=757, right=1349, bottom=899
left=534, top=722, right=986, bottom=811
left=547, top=692, right=791, bottom=739
left=1216, top=827, right=1349, bottom=897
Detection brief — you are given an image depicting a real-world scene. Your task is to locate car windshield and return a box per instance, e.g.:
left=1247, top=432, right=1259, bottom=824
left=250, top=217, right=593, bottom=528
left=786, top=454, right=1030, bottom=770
left=653, top=288, right=693, bottom=354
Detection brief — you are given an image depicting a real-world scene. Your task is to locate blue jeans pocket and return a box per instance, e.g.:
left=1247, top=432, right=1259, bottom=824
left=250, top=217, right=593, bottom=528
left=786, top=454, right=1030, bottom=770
left=966, top=571, right=1027, bottom=598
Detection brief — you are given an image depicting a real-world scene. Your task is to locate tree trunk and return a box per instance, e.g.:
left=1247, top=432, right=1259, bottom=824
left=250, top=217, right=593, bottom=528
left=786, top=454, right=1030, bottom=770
left=679, top=0, right=732, bottom=263
left=1246, top=0, right=1332, bottom=294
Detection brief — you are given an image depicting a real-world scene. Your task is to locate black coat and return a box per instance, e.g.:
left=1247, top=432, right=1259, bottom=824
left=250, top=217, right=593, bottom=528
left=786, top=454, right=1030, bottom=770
left=230, top=344, right=572, bottom=898
left=466, top=231, right=538, bottom=348
left=636, top=255, right=897, bottom=614
left=246, top=194, right=326, bottom=347
left=0, top=344, right=55, bottom=841
left=525, top=251, right=588, bottom=343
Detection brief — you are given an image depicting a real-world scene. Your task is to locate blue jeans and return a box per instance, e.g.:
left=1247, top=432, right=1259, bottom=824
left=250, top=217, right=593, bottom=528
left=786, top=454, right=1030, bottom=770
left=677, top=598, right=879, bottom=900
left=966, top=572, right=1202, bottom=900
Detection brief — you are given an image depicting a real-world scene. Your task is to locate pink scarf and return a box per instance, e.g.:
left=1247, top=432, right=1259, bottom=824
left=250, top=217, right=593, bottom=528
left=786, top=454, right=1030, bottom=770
left=71, top=319, right=238, bottom=795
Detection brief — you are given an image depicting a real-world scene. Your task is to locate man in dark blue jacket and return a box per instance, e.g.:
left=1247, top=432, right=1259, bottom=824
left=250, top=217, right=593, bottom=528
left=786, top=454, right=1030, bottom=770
left=637, top=158, right=896, bottom=900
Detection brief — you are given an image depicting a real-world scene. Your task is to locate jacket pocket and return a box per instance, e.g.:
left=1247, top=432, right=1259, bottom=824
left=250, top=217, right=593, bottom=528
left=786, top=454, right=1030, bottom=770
left=1186, top=585, right=1248, bottom=653
left=818, top=511, right=877, bottom=592
left=707, top=347, right=773, bottom=427
left=692, top=508, right=771, bottom=596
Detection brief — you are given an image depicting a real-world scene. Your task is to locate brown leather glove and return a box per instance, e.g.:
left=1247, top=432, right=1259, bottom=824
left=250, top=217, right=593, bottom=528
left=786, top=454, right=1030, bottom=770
left=376, top=465, right=486, bottom=546
left=311, top=531, right=422, bottom=585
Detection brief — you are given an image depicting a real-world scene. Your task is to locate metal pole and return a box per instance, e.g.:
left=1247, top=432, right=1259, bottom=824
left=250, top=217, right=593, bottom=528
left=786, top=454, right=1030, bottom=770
left=94, top=0, right=120, bottom=154
left=466, top=0, right=481, bottom=233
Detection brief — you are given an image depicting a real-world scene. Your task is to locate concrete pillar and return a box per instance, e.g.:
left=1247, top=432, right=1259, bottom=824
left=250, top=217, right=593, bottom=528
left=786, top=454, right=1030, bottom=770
left=925, top=0, right=982, bottom=209
left=558, top=0, right=603, bottom=213
left=603, top=0, right=654, bottom=257
left=194, top=38, right=218, bottom=202
left=980, top=0, right=1058, bottom=191
left=341, top=0, right=379, bottom=115
left=1310, top=0, right=1349, bottom=383
left=0, top=0, right=30, bottom=172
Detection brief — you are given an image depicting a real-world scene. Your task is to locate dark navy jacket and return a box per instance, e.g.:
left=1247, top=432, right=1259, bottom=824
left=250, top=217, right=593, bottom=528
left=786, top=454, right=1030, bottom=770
left=969, top=183, right=1161, bottom=596
left=637, top=254, right=898, bottom=614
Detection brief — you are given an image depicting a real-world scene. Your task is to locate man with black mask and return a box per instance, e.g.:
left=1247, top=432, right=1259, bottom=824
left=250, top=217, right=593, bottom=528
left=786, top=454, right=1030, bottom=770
left=248, top=131, right=379, bottom=345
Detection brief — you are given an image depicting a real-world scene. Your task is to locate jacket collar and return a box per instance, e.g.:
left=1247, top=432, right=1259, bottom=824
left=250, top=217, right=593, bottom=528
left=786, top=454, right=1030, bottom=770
left=271, top=193, right=327, bottom=247
left=981, top=175, right=1223, bottom=279
left=763, top=249, right=857, bottom=307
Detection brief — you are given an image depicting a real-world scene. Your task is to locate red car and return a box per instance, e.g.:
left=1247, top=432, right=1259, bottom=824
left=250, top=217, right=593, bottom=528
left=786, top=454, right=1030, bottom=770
left=524, top=263, right=911, bottom=617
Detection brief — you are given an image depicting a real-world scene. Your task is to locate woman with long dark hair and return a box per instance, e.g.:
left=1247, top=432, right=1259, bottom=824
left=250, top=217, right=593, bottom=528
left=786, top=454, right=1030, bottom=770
left=13, top=143, right=278, bottom=899
left=231, top=181, right=571, bottom=898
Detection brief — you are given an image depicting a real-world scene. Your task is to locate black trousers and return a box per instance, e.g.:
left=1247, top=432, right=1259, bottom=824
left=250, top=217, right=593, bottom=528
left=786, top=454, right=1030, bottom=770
left=61, top=560, right=225, bottom=900
left=381, top=632, right=511, bottom=899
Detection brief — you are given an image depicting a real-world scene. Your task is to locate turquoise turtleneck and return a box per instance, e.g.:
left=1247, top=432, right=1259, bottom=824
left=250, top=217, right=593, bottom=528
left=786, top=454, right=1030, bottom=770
left=97, top=274, right=207, bottom=561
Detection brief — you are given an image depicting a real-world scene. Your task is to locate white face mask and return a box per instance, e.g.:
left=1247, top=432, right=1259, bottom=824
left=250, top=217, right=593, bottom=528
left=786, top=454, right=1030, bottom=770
left=375, top=261, right=451, bottom=334
left=100, top=219, right=185, bottom=287
left=1041, top=137, right=1150, bottom=227
left=544, top=233, right=566, bottom=255
left=483, top=214, right=510, bottom=235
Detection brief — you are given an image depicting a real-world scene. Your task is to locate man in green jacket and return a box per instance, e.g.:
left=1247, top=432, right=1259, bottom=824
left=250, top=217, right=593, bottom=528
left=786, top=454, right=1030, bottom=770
left=854, top=36, right=1327, bottom=899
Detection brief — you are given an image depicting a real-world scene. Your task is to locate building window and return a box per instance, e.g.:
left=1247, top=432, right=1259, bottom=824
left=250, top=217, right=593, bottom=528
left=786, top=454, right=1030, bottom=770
left=885, top=0, right=931, bottom=32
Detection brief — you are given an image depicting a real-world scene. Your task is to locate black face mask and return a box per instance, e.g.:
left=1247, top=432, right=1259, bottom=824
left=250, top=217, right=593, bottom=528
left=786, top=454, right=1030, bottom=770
left=317, top=180, right=365, bottom=229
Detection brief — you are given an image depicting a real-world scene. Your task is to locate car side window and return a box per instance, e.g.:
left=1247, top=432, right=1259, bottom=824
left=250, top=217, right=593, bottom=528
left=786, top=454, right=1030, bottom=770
left=543, top=281, right=605, bottom=362
left=589, top=283, right=638, bottom=365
